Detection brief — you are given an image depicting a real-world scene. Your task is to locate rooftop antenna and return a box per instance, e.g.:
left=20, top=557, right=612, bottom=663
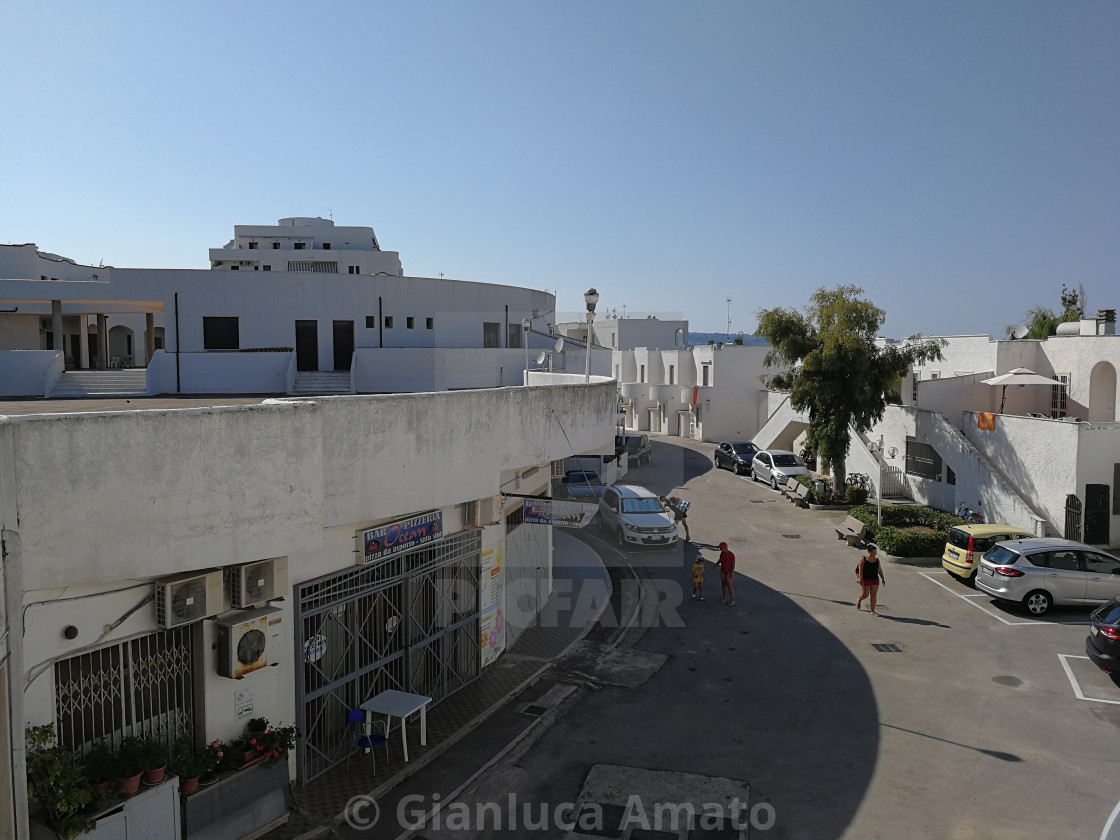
left=622, top=305, right=627, bottom=319
left=726, top=298, right=732, bottom=339
left=1011, top=324, right=1029, bottom=340
left=327, top=208, right=333, bottom=221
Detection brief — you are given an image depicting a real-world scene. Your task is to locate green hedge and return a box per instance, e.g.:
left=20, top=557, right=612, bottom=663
left=847, top=505, right=966, bottom=557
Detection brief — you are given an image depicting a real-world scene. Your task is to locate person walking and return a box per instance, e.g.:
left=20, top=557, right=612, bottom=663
left=691, top=551, right=708, bottom=600
left=660, top=495, right=691, bottom=541
left=714, top=541, right=736, bottom=606
left=856, top=544, right=886, bottom=615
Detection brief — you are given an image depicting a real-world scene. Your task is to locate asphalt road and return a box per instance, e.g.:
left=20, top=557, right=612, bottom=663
left=422, top=437, right=1120, bottom=839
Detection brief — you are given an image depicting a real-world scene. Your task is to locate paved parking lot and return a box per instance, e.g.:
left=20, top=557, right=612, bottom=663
left=591, top=437, right=1120, bottom=838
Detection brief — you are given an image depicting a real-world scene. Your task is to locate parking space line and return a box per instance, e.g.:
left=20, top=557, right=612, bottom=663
left=919, top=572, right=1052, bottom=626
left=1058, top=654, right=1120, bottom=706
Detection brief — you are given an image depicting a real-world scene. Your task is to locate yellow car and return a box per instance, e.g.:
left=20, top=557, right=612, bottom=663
left=942, top=524, right=1034, bottom=580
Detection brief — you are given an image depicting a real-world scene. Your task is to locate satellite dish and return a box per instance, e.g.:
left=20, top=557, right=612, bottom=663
left=536, top=351, right=548, bottom=365
left=554, top=338, right=565, bottom=353
left=1011, top=324, right=1029, bottom=340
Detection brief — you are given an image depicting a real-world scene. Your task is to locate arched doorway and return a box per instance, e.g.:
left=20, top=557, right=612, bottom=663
left=108, top=324, right=135, bottom=367
left=1088, top=361, right=1117, bottom=422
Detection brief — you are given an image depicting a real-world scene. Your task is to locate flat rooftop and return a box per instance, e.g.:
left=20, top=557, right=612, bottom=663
left=0, top=396, right=275, bottom=417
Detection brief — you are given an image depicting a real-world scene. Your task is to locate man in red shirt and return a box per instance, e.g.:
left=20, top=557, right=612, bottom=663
left=714, top=541, right=736, bottom=606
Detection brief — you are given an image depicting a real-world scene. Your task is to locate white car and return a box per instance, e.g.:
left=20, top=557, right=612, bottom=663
left=598, top=484, right=679, bottom=548
left=751, top=449, right=810, bottom=490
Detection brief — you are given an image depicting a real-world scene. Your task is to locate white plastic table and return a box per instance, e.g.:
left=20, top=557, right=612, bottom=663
left=359, top=690, right=432, bottom=762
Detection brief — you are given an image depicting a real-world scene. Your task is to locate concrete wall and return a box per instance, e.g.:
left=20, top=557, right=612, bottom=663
left=0, top=316, right=40, bottom=352
left=917, top=372, right=996, bottom=420
left=593, top=318, right=687, bottom=351
left=0, top=351, right=59, bottom=397
left=148, top=350, right=292, bottom=394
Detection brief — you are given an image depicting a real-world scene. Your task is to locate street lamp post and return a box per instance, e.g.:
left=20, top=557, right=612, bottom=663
left=583, top=288, right=599, bottom=383
left=521, top=318, right=530, bottom=385
left=870, top=435, right=884, bottom=526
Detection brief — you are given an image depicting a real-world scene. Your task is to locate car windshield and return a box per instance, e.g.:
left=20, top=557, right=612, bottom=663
left=771, top=454, right=801, bottom=467
left=947, top=528, right=996, bottom=551
left=567, top=473, right=601, bottom=485
left=1095, top=601, right=1120, bottom=625
left=983, top=545, right=1020, bottom=566
left=731, top=443, right=756, bottom=454
left=621, top=498, right=664, bottom=514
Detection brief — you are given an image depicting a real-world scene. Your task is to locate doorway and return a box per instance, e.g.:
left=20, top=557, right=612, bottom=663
left=295, top=320, right=318, bottom=371
left=1085, top=484, right=1110, bottom=545
left=333, top=320, right=354, bottom=371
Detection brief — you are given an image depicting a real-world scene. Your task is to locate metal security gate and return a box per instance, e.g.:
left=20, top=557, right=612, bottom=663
left=54, top=628, right=195, bottom=754
left=1065, top=493, right=1083, bottom=542
left=294, top=530, right=481, bottom=783
left=1085, top=484, right=1111, bottom=545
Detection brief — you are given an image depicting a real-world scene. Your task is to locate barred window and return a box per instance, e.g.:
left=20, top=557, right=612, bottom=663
left=1051, top=374, right=1070, bottom=418
left=507, top=504, right=524, bottom=534
left=904, top=436, right=942, bottom=480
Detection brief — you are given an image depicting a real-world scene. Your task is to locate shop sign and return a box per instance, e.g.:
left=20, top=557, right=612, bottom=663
left=361, top=510, right=443, bottom=563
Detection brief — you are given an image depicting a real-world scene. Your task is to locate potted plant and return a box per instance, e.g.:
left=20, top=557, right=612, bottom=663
left=25, top=725, right=96, bottom=839
left=172, top=737, right=208, bottom=795
left=257, top=723, right=298, bottom=765
left=199, top=739, right=224, bottom=784
left=246, top=717, right=269, bottom=737
left=113, top=736, right=145, bottom=797
left=140, top=736, right=167, bottom=785
left=82, top=740, right=114, bottom=797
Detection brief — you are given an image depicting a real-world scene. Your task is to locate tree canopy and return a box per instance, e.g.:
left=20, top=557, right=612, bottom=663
left=1005, top=284, right=1084, bottom=339
left=756, top=285, right=945, bottom=488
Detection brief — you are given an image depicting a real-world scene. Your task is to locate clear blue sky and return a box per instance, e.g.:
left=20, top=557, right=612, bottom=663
left=3, top=1, right=1117, bottom=338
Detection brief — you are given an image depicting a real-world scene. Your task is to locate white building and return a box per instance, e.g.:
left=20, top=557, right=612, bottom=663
left=754, top=314, right=1120, bottom=547
left=0, top=218, right=583, bottom=398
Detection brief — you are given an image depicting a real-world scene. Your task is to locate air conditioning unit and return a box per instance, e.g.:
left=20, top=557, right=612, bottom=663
left=155, top=571, right=223, bottom=629
left=214, top=607, right=280, bottom=679
left=464, top=495, right=502, bottom=528
left=227, top=557, right=288, bottom=608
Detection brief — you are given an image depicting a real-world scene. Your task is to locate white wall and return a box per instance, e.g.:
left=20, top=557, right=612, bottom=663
left=0, top=316, right=40, bottom=352
left=0, top=351, right=59, bottom=397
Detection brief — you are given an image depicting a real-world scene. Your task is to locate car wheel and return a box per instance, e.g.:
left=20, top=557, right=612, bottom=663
left=1022, top=590, right=1052, bottom=616
left=617, top=528, right=626, bottom=548
left=714, top=458, right=721, bottom=470
left=770, top=475, right=779, bottom=491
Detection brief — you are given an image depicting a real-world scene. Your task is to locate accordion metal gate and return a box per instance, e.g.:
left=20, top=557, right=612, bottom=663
left=294, top=529, right=481, bottom=783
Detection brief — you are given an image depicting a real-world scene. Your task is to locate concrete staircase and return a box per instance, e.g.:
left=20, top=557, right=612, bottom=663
left=49, top=369, right=148, bottom=398
left=289, top=371, right=353, bottom=396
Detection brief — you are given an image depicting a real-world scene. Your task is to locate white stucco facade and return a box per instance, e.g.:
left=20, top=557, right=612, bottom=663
left=0, top=380, right=615, bottom=839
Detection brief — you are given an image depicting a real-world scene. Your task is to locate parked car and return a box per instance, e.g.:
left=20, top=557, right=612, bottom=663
left=974, top=538, right=1120, bottom=616
left=941, top=524, right=1034, bottom=581
left=598, top=484, right=678, bottom=548
left=623, top=434, right=652, bottom=466
left=750, top=449, right=810, bottom=489
left=714, top=441, right=759, bottom=474
left=562, top=470, right=605, bottom=500
left=1085, top=598, right=1120, bottom=675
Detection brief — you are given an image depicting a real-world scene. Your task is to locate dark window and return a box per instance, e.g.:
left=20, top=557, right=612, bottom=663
left=230, top=265, right=239, bottom=270
left=384, top=316, right=394, bottom=329
left=508, top=324, right=522, bottom=348
left=348, top=266, right=359, bottom=274
left=947, top=466, right=956, bottom=485
left=365, top=316, right=376, bottom=329
left=702, top=365, right=710, bottom=386
left=426, top=317, right=434, bottom=330
left=263, top=265, right=271, bottom=271
left=294, top=242, right=305, bottom=250
left=904, top=436, right=942, bottom=480
left=1041, top=550, right=1079, bottom=572
left=248, top=242, right=258, bottom=249
left=321, top=242, right=331, bottom=250
left=483, top=322, right=501, bottom=348
left=406, top=317, right=415, bottom=329
left=272, top=242, right=280, bottom=249
left=202, top=317, right=239, bottom=350
left=507, top=505, right=524, bottom=534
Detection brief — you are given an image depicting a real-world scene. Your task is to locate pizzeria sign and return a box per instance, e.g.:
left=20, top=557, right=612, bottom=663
left=361, top=510, right=443, bottom=564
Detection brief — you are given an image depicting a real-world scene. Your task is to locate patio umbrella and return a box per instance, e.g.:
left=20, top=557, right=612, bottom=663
left=980, top=368, right=1064, bottom=414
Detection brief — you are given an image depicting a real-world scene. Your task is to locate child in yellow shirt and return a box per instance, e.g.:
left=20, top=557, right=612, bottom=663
left=691, top=552, right=708, bottom=600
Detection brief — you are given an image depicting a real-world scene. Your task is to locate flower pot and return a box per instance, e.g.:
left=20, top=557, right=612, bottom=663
left=181, top=776, right=200, bottom=795
left=142, top=765, right=166, bottom=785
left=92, top=779, right=112, bottom=796
left=116, top=773, right=143, bottom=797
left=198, top=772, right=219, bottom=786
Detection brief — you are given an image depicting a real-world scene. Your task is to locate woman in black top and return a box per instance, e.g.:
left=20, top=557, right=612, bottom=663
left=856, top=545, right=886, bottom=615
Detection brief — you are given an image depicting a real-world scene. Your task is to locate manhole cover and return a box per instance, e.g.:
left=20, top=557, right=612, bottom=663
left=872, top=643, right=902, bottom=653
left=522, top=704, right=548, bottom=716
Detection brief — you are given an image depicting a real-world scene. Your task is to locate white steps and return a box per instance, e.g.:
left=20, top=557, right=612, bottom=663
left=50, top=369, right=148, bottom=398
left=289, top=371, right=353, bottom=396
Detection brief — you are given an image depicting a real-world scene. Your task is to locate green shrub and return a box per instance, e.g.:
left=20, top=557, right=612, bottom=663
left=846, top=504, right=961, bottom=556
left=844, top=486, right=870, bottom=505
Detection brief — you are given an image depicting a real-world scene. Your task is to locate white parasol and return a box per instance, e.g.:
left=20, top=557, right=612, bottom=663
left=980, top=368, right=1064, bottom=414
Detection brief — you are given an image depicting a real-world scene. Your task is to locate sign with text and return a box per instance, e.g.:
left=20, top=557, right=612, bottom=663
left=480, top=545, right=505, bottom=667
left=523, top=499, right=598, bottom=529
left=361, top=511, right=443, bottom=564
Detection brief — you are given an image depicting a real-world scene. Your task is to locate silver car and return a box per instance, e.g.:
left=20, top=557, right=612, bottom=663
left=750, top=449, right=810, bottom=490
left=974, top=537, right=1120, bottom=616
left=598, top=484, right=679, bottom=548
